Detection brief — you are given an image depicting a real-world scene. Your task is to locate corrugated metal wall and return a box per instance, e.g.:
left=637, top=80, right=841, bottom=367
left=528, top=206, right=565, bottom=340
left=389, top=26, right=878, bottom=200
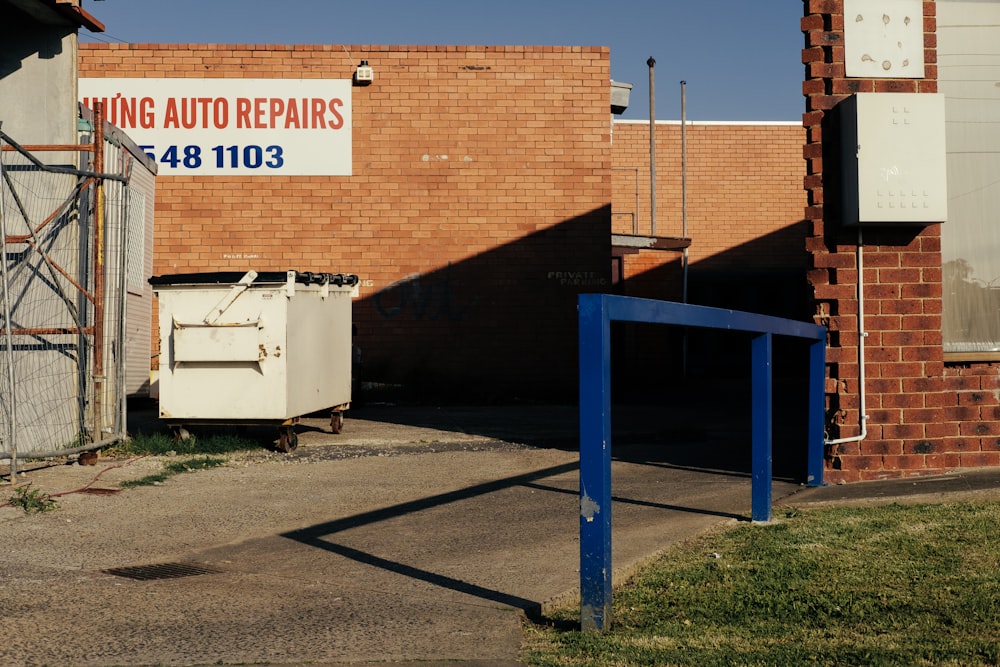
left=939, top=0, right=1000, bottom=354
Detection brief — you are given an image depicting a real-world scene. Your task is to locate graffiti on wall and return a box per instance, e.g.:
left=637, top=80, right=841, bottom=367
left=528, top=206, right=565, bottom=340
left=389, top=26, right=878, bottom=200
left=373, top=263, right=479, bottom=321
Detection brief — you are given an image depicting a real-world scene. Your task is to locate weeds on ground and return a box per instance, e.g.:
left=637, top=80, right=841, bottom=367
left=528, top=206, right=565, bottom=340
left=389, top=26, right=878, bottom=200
left=524, top=501, right=1000, bottom=666
left=118, top=456, right=227, bottom=489
left=110, top=431, right=258, bottom=457
left=7, top=484, right=59, bottom=513
left=3, top=432, right=247, bottom=510
left=95, top=430, right=253, bottom=490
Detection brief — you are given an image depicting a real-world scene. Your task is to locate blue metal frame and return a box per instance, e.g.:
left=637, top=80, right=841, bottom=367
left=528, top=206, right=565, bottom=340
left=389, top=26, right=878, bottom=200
left=578, top=294, right=827, bottom=632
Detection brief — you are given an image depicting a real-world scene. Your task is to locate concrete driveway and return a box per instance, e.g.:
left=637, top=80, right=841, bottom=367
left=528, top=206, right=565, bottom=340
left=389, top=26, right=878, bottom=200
left=0, top=403, right=927, bottom=666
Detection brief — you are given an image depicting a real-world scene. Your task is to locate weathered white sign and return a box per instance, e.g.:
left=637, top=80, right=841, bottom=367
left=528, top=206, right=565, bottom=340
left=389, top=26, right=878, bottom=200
left=80, top=78, right=352, bottom=176
left=843, top=0, right=925, bottom=79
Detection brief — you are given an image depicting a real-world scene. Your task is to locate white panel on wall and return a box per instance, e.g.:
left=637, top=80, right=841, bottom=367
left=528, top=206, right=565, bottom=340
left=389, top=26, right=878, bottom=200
left=844, top=0, right=925, bottom=78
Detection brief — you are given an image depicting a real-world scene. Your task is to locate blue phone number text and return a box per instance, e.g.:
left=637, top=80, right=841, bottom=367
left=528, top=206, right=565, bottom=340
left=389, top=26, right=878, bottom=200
left=140, top=144, right=284, bottom=169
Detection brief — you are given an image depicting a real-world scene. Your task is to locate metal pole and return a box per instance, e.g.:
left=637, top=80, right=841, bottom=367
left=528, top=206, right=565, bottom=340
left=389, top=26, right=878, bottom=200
left=751, top=332, right=774, bottom=523
left=0, top=130, right=18, bottom=480
left=807, top=337, right=827, bottom=486
left=680, top=81, right=689, bottom=303
left=116, top=154, right=132, bottom=440
left=578, top=294, right=613, bottom=631
left=93, top=103, right=106, bottom=442
left=647, top=56, right=656, bottom=236
left=681, top=81, right=690, bottom=377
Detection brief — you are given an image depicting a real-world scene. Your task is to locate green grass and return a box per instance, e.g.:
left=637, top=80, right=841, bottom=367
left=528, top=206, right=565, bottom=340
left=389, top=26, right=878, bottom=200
left=5, top=433, right=253, bottom=509
left=523, top=501, right=1000, bottom=667
left=110, top=431, right=259, bottom=457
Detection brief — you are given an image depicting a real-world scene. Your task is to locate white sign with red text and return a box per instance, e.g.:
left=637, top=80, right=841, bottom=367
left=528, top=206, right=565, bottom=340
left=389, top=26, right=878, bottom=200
left=80, top=78, right=351, bottom=176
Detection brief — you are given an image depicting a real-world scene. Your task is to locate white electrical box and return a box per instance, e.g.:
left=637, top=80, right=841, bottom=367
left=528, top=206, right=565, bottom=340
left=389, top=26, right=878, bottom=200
left=840, top=92, right=948, bottom=225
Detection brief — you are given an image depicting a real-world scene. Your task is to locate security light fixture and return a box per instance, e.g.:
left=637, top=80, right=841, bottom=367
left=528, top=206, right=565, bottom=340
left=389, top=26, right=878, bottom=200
left=354, top=60, right=373, bottom=85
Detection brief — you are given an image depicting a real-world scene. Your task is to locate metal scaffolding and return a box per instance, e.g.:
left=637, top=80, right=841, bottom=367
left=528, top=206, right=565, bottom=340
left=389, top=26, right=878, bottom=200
left=0, top=104, right=142, bottom=476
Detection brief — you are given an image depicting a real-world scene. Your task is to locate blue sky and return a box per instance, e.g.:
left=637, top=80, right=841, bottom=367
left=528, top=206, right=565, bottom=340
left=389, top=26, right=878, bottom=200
left=80, top=0, right=805, bottom=123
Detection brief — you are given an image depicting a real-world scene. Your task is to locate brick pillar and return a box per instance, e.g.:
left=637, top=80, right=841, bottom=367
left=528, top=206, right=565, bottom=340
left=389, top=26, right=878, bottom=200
left=801, top=1, right=953, bottom=482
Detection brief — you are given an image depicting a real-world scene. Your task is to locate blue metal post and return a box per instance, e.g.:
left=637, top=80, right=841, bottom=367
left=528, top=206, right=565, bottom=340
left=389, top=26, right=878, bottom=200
left=578, top=294, right=613, bottom=631
left=575, top=294, right=826, bottom=627
left=806, top=338, right=827, bottom=486
left=751, top=332, right=773, bottom=523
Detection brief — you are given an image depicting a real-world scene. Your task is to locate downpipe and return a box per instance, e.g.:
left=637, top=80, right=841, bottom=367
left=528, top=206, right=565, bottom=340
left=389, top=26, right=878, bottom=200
left=825, top=226, right=869, bottom=447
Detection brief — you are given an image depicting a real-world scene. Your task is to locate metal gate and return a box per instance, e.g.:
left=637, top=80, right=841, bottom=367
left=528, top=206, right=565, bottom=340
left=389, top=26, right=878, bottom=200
left=0, top=106, right=149, bottom=474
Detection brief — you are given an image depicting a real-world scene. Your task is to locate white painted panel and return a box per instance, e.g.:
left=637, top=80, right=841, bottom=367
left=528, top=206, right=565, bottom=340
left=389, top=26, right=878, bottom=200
left=844, top=0, right=925, bottom=78
left=173, top=322, right=263, bottom=363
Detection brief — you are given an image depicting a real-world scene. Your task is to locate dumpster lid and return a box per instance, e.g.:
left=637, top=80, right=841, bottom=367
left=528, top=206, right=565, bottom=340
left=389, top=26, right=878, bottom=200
left=149, top=271, right=359, bottom=287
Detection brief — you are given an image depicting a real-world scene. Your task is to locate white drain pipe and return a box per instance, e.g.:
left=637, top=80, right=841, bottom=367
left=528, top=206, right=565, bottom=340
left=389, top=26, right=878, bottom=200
left=825, top=226, right=869, bottom=446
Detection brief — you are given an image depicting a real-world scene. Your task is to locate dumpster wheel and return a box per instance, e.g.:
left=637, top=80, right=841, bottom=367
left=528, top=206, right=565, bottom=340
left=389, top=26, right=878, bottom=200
left=171, top=425, right=192, bottom=442
left=330, top=411, right=344, bottom=435
left=277, top=427, right=298, bottom=453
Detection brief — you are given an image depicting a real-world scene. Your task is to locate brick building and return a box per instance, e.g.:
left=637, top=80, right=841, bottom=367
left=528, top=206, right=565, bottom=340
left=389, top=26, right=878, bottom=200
left=803, top=0, right=1000, bottom=482
left=78, top=43, right=811, bottom=402
left=79, top=44, right=612, bottom=402
left=611, top=120, right=807, bottom=314
left=615, top=0, right=1000, bottom=483
left=78, top=0, right=1000, bottom=483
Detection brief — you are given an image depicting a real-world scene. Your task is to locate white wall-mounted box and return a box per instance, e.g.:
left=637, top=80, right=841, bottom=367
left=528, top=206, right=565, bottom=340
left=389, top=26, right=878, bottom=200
left=840, top=92, right=948, bottom=225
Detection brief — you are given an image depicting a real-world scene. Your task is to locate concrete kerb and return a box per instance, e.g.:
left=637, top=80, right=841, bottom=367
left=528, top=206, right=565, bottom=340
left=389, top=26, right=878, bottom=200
left=776, top=466, right=1000, bottom=508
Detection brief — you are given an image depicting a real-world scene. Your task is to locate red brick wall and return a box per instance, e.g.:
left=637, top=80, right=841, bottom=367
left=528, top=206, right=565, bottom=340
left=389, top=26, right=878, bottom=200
left=802, top=0, right=1000, bottom=481
left=80, top=44, right=611, bottom=401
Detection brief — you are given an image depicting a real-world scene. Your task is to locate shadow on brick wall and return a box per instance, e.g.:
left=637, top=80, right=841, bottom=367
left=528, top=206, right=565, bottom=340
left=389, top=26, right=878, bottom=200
left=345, top=213, right=815, bottom=481
left=614, top=218, right=812, bottom=384
left=610, top=218, right=814, bottom=478
left=351, top=206, right=611, bottom=405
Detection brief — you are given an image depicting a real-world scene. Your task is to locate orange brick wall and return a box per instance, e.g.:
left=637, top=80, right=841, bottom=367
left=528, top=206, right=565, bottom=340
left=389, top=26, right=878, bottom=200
left=611, top=121, right=808, bottom=315
left=76, top=10, right=1000, bottom=480
left=80, top=44, right=611, bottom=400
left=803, top=0, right=1000, bottom=481
left=608, top=120, right=810, bottom=399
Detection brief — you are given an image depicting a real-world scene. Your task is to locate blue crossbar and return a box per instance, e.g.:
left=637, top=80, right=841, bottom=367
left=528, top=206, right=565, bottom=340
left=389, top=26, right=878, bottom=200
left=578, top=294, right=827, bottom=631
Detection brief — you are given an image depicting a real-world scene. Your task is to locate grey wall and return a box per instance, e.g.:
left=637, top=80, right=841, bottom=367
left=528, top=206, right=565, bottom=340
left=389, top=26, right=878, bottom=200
left=0, top=4, right=78, bottom=145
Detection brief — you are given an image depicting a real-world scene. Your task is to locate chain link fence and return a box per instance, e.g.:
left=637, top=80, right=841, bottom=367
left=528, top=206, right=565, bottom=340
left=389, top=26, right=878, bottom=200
left=1, top=114, right=154, bottom=474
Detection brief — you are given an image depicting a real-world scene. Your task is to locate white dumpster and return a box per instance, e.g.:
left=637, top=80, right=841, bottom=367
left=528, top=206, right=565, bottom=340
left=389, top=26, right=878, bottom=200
left=149, top=270, right=358, bottom=451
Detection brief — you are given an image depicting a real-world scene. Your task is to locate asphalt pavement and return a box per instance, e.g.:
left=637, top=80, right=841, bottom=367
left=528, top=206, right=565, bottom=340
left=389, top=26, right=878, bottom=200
left=2, top=402, right=999, bottom=667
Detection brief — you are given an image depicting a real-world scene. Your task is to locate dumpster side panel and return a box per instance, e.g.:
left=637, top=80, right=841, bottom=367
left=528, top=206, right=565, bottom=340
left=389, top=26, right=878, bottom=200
left=155, top=284, right=291, bottom=420
left=284, top=285, right=353, bottom=416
